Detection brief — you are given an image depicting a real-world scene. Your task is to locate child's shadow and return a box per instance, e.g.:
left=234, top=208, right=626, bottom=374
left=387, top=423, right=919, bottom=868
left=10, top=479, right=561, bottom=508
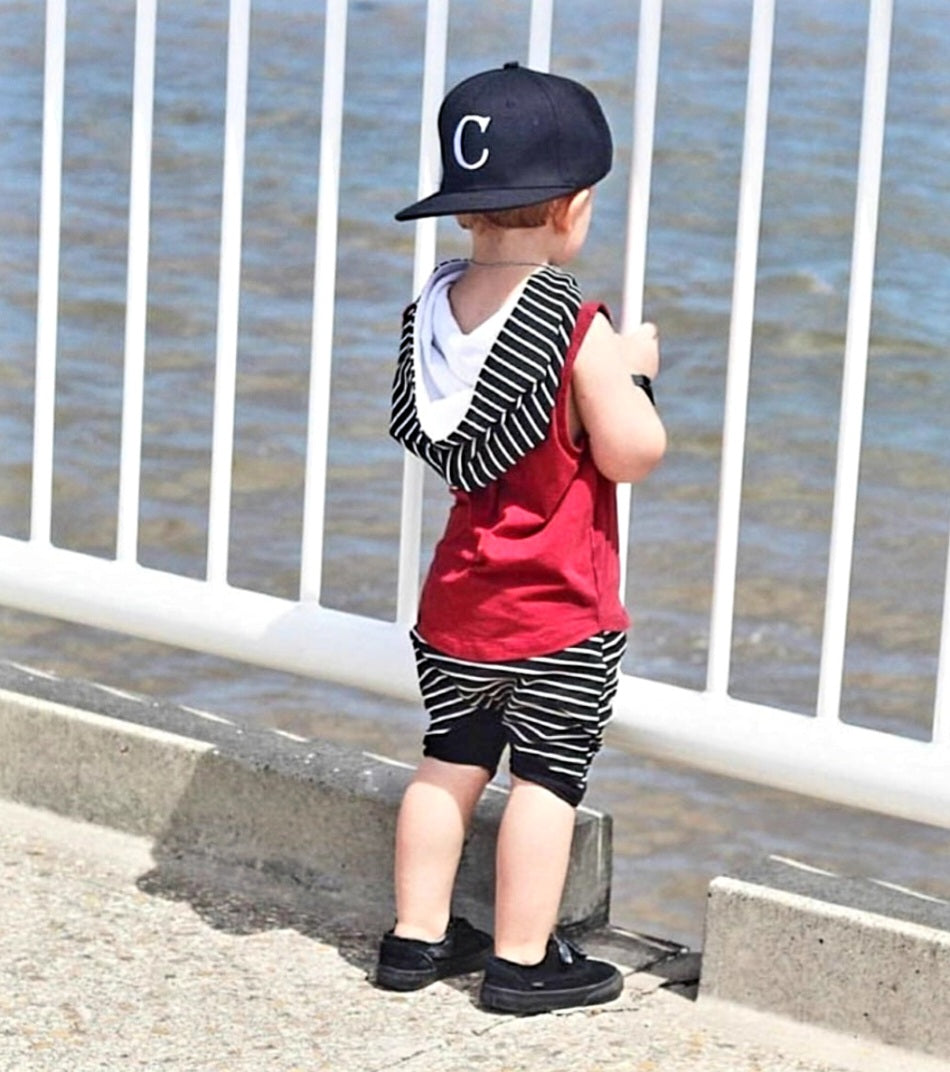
left=135, top=847, right=496, bottom=1001
left=135, top=847, right=391, bottom=979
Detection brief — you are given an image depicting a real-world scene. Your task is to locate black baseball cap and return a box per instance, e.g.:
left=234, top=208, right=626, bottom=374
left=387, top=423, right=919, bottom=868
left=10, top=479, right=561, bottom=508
left=395, top=62, right=613, bottom=221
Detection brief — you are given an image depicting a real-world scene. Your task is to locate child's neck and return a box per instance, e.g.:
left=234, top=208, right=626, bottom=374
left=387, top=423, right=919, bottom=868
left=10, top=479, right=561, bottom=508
left=467, top=228, right=555, bottom=270
left=446, top=224, right=564, bottom=334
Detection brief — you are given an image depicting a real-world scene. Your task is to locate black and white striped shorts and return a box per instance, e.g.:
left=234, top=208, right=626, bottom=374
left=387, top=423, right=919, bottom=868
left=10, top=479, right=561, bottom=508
left=409, top=629, right=627, bottom=807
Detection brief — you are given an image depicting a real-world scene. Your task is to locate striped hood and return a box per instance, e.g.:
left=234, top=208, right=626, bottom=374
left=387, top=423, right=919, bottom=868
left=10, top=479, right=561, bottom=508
left=390, top=263, right=582, bottom=492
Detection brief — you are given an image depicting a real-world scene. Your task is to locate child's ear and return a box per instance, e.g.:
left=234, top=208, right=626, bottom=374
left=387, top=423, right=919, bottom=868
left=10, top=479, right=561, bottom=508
left=552, top=189, right=592, bottom=233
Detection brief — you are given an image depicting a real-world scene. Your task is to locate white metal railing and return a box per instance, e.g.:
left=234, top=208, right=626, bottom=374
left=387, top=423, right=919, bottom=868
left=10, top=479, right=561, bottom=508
left=817, top=0, right=894, bottom=723
left=616, top=0, right=662, bottom=594
left=117, top=0, right=156, bottom=564
left=705, top=0, right=775, bottom=697
left=206, top=0, right=251, bottom=587
left=2, top=0, right=948, bottom=831
left=396, top=0, right=446, bottom=624
left=30, top=0, right=66, bottom=545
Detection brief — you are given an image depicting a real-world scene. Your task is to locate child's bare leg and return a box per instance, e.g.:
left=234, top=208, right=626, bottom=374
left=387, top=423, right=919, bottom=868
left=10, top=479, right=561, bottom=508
left=493, top=775, right=575, bottom=964
left=393, top=756, right=492, bottom=941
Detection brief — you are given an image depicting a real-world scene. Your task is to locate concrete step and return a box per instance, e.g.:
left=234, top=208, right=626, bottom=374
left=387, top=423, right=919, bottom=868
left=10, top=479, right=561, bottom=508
left=700, top=854, right=950, bottom=1061
left=0, top=661, right=610, bottom=933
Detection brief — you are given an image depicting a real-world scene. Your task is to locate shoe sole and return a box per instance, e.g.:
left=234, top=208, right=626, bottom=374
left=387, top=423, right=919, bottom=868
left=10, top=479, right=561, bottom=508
left=480, top=971, right=624, bottom=1014
left=376, top=949, right=491, bottom=992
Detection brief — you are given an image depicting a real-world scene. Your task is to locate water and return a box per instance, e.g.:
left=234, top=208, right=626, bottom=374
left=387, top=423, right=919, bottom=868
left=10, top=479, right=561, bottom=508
left=1, top=0, right=949, bottom=946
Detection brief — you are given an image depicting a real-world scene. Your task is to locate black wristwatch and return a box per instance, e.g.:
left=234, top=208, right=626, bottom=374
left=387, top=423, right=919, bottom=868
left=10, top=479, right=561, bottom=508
left=630, top=374, right=655, bottom=406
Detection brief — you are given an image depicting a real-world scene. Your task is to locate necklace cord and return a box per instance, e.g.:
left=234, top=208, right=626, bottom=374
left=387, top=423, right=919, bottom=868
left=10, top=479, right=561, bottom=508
left=468, top=259, right=549, bottom=269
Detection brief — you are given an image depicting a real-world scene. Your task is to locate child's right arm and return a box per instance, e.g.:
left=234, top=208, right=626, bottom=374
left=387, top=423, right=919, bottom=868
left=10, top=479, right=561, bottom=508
left=570, top=313, right=667, bottom=484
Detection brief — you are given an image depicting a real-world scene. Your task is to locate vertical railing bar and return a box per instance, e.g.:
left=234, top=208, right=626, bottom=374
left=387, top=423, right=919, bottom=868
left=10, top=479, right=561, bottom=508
left=617, top=0, right=663, bottom=595
left=395, top=465, right=426, bottom=625
left=933, top=516, right=950, bottom=744
left=116, top=0, right=157, bottom=564
left=206, top=0, right=251, bottom=585
left=816, top=0, right=893, bottom=721
left=705, top=0, right=775, bottom=696
left=395, top=0, right=449, bottom=625
left=527, top=0, right=553, bottom=71
left=299, top=0, right=349, bottom=602
left=31, top=0, right=68, bottom=545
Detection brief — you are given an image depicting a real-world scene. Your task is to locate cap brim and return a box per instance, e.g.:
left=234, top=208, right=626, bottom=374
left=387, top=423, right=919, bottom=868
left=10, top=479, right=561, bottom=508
left=394, top=185, right=576, bottom=222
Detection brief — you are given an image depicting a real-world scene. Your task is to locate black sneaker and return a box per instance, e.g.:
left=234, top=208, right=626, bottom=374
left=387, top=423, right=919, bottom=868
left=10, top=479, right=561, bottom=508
left=375, top=917, right=493, bottom=991
left=480, top=935, right=623, bottom=1014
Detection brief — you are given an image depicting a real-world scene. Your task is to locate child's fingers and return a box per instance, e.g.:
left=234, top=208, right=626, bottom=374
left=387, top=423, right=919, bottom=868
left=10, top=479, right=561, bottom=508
left=621, top=322, right=660, bottom=378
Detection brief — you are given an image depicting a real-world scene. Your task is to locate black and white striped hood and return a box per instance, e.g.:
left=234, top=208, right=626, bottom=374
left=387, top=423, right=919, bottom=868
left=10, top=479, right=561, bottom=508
left=390, top=262, right=582, bottom=492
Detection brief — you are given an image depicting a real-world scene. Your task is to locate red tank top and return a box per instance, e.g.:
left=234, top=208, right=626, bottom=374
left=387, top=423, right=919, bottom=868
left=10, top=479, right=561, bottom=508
left=416, top=301, right=630, bottom=660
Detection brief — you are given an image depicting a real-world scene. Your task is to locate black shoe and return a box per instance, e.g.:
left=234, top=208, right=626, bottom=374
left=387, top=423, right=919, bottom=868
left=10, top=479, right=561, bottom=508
left=480, top=935, right=623, bottom=1014
left=375, top=916, right=493, bottom=991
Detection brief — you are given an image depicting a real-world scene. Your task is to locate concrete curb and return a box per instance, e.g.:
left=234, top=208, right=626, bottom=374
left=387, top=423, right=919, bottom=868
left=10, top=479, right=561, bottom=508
left=699, top=855, right=950, bottom=1060
left=0, top=661, right=611, bottom=932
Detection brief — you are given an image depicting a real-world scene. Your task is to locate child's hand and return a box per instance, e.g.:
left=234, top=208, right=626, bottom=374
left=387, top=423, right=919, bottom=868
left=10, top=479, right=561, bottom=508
left=619, top=322, right=660, bottom=380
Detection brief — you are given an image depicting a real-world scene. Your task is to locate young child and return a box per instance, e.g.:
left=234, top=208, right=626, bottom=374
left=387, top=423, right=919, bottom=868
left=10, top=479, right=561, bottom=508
left=376, top=62, right=666, bottom=1014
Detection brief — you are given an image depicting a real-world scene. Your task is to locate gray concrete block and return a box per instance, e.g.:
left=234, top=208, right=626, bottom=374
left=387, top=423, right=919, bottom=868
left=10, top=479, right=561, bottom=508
left=0, top=663, right=611, bottom=931
left=699, top=855, right=950, bottom=1060
left=0, top=692, right=212, bottom=835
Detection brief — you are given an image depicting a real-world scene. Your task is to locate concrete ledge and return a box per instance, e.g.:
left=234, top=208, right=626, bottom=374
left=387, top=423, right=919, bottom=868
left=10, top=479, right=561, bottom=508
left=0, top=662, right=611, bottom=931
left=699, top=855, right=950, bottom=1060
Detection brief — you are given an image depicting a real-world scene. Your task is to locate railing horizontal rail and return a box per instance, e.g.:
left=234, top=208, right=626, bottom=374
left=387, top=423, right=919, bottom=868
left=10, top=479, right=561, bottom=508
left=1, top=533, right=947, bottom=830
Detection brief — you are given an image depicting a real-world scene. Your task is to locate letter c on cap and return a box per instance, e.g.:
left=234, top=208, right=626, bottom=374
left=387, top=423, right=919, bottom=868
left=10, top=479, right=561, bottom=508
left=453, top=114, right=491, bottom=171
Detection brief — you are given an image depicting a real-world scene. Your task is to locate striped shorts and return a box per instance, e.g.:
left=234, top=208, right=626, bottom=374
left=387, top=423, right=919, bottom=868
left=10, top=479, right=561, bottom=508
left=409, top=629, right=627, bottom=807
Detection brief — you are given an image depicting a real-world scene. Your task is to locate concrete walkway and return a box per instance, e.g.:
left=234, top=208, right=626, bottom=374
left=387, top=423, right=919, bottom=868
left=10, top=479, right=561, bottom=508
left=2, top=800, right=941, bottom=1072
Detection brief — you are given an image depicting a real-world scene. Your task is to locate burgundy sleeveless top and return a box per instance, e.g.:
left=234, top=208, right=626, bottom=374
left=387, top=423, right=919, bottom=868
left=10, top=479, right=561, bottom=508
left=416, top=301, right=630, bottom=660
